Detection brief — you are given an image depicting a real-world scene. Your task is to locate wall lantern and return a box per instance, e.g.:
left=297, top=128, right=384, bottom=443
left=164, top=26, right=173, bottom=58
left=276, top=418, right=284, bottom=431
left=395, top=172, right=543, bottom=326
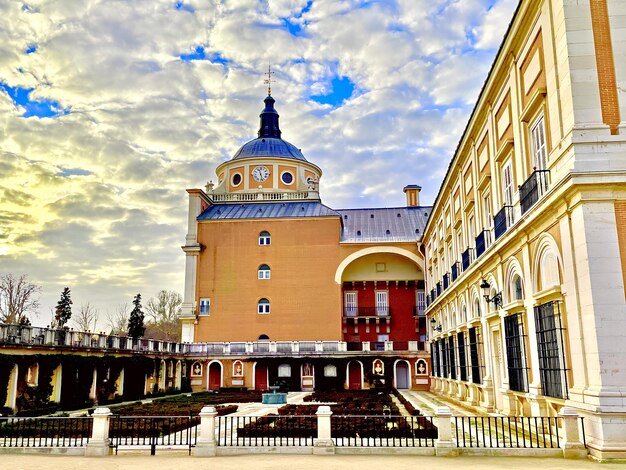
left=480, top=279, right=503, bottom=310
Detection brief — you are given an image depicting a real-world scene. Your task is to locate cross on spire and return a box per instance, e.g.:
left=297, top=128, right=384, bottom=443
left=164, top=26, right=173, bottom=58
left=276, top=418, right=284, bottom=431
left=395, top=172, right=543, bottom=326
left=264, top=64, right=274, bottom=96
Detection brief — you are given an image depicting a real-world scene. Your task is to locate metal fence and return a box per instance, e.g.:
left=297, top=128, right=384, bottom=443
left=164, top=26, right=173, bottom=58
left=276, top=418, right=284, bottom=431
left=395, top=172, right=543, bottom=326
left=331, top=415, right=437, bottom=447
left=109, top=415, right=199, bottom=455
left=454, top=416, right=562, bottom=448
left=0, top=416, right=92, bottom=448
left=217, top=415, right=316, bottom=447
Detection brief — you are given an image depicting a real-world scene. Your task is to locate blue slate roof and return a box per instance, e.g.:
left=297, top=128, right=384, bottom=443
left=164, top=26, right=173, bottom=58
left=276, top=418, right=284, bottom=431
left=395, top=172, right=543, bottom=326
left=232, top=137, right=307, bottom=161
left=337, top=207, right=432, bottom=243
left=197, top=202, right=340, bottom=220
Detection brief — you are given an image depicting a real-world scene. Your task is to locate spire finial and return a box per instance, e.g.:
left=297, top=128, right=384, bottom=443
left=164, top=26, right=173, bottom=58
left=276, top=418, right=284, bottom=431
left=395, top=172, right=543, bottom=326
left=264, top=63, right=274, bottom=96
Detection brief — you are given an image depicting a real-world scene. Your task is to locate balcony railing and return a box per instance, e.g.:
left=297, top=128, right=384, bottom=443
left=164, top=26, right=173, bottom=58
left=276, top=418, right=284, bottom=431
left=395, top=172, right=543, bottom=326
left=494, top=205, right=514, bottom=240
left=451, top=262, right=459, bottom=282
left=475, top=229, right=491, bottom=258
left=211, top=190, right=319, bottom=203
left=413, top=306, right=425, bottom=317
left=519, top=169, right=550, bottom=215
left=430, top=289, right=436, bottom=302
left=461, top=248, right=474, bottom=271
left=443, top=273, right=450, bottom=290
left=436, top=282, right=442, bottom=296
left=343, top=306, right=391, bottom=317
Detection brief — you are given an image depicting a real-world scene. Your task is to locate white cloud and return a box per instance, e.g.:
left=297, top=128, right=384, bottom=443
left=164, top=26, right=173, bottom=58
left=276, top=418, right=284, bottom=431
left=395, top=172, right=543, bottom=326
left=0, top=0, right=517, bottom=323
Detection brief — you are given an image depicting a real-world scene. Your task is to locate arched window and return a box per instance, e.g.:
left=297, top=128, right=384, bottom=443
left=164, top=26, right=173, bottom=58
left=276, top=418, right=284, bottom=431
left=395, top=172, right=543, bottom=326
left=258, top=334, right=269, bottom=341
left=258, top=264, right=271, bottom=279
left=473, top=297, right=481, bottom=318
left=540, top=251, right=560, bottom=291
left=461, top=305, right=467, bottom=324
left=512, top=274, right=523, bottom=301
left=258, top=298, right=270, bottom=314
left=259, top=231, right=271, bottom=246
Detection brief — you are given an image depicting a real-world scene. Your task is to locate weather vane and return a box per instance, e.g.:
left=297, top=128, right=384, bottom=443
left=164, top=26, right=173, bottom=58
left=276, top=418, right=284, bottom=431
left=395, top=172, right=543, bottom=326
left=264, top=64, right=274, bottom=96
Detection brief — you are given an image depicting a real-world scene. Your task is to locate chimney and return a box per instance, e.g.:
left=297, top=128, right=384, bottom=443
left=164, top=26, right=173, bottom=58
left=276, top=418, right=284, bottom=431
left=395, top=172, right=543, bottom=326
left=403, top=185, right=421, bottom=207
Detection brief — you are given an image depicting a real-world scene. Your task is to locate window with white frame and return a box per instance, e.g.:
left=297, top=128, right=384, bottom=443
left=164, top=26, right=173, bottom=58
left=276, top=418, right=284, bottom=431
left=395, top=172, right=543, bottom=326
left=512, top=274, right=524, bottom=301
left=278, top=364, right=291, bottom=377
left=259, top=231, right=271, bottom=245
left=502, top=160, right=514, bottom=206
left=199, top=298, right=210, bottom=316
left=257, top=298, right=270, bottom=314
left=473, top=297, right=481, bottom=318
left=416, top=290, right=426, bottom=316
left=258, top=264, right=270, bottom=279
left=482, top=192, right=492, bottom=229
left=540, top=251, right=560, bottom=291
left=530, top=115, right=547, bottom=171
left=456, top=230, right=463, bottom=257
left=468, top=214, right=475, bottom=243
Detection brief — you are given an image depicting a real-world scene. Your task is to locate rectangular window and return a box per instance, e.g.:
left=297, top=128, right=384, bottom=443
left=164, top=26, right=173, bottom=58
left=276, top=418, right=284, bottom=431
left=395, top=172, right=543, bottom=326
left=502, top=160, right=514, bottom=206
left=448, top=335, right=457, bottom=380
left=504, top=313, right=529, bottom=392
left=375, top=290, right=389, bottom=316
left=441, top=339, right=449, bottom=379
left=531, top=115, right=547, bottom=170
left=416, top=290, right=426, bottom=316
left=535, top=301, right=568, bottom=399
left=344, top=291, right=357, bottom=316
left=278, top=364, right=291, bottom=377
left=457, top=331, right=467, bottom=382
left=468, top=214, right=475, bottom=243
left=468, top=327, right=483, bottom=384
left=199, top=298, right=210, bottom=316
left=483, top=192, right=492, bottom=229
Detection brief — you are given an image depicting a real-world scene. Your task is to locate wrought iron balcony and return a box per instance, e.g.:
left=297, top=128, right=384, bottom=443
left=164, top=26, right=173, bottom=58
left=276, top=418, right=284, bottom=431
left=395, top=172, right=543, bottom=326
left=430, top=289, right=436, bottom=302
left=519, top=169, right=550, bottom=215
left=475, top=229, right=491, bottom=258
left=436, top=281, right=442, bottom=296
left=494, top=205, right=514, bottom=240
left=451, top=262, right=460, bottom=282
left=443, top=273, right=450, bottom=290
left=461, top=248, right=474, bottom=271
left=343, top=306, right=391, bottom=317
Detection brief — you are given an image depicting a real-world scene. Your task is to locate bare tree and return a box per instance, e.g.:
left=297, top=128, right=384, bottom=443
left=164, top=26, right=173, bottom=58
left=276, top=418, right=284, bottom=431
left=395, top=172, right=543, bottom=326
left=145, top=290, right=182, bottom=341
left=72, top=302, right=99, bottom=332
left=106, top=303, right=129, bottom=335
left=0, top=273, right=41, bottom=324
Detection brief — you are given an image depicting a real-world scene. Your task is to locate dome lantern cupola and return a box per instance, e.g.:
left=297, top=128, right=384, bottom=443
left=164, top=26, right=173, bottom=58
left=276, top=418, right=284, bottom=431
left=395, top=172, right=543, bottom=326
left=258, top=95, right=281, bottom=139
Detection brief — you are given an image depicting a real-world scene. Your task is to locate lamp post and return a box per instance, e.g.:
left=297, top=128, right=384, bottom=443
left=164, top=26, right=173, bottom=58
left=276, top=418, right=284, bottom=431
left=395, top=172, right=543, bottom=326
left=480, top=279, right=503, bottom=309
left=430, top=318, right=442, bottom=333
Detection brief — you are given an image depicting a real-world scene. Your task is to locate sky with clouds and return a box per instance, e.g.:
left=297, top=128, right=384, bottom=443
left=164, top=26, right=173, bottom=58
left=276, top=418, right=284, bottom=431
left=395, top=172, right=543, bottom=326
left=0, top=0, right=518, bottom=326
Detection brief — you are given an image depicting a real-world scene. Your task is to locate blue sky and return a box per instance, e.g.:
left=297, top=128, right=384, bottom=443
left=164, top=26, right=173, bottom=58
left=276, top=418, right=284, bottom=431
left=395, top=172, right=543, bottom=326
left=0, top=0, right=519, bottom=324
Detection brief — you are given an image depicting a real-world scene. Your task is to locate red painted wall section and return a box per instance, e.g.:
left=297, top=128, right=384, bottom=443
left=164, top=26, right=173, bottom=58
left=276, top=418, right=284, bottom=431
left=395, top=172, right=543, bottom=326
left=342, top=282, right=419, bottom=343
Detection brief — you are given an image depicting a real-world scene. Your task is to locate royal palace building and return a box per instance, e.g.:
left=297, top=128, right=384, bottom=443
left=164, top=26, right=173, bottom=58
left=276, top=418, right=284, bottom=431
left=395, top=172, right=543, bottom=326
left=422, top=0, right=626, bottom=460
left=179, top=93, right=431, bottom=394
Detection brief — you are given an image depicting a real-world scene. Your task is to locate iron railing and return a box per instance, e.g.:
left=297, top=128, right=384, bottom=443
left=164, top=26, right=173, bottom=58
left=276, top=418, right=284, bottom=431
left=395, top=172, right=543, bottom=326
left=462, top=248, right=473, bottom=271
left=217, top=415, right=316, bottom=447
left=519, top=169, right=550, bottom=215
left=475, top=229, right=491, bottom=258
left=0, top=417, right=92, bottom=448
left=494, top=205, right=514, bottom=240
left=436, top=282, right=442, bottom=297
left=451, top=262, right=459, bottom=282
left=331, top=415, right=437, bottom=447
left=454, top=416, right=561, bottom=449
left=443, top=273, right=450, bottom=290
left=109, top=415, right=199, bottom=455
left=343, top=307, right=391, bottom=317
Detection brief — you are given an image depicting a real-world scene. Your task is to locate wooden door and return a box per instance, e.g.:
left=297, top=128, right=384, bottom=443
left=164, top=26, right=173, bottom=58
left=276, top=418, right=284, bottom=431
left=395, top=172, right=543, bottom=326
left=208, top=363, right=221, bottom=391
left=255, top=365, right=268, bottom=391
left=348, top=362, right=362, bottom=390
left=396, top=362, right=409, bottom=389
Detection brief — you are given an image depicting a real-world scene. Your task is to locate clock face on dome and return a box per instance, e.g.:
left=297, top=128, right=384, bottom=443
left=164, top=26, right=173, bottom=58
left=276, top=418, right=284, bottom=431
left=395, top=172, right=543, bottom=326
left=252, top=166, right=270, bottom=182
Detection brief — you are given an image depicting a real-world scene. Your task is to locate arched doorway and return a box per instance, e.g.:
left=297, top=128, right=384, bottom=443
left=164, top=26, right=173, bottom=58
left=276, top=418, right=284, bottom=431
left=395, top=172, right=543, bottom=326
left=395, top=361, right=410, bottom=389
left=208, top=362, right=222, bottom=391
left=255, top=364, right=268, bottom=391
left=348, top=361, right=362, bottom=390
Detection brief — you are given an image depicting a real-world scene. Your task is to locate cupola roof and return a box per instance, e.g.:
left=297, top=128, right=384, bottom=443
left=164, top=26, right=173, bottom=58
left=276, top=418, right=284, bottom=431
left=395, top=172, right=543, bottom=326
left=231, top=95, right=308, bottom=162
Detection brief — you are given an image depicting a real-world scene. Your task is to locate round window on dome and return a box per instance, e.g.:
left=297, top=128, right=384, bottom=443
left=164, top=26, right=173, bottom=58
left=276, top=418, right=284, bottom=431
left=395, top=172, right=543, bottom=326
left=281, top=171, right=294, bottom=185
left=231, top=173, right=242, bottom=187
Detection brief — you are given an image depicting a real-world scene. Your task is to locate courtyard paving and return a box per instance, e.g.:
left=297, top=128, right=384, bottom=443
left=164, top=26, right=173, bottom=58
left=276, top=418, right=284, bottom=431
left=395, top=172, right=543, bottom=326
left=0, top=453, right=617, bottom=469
